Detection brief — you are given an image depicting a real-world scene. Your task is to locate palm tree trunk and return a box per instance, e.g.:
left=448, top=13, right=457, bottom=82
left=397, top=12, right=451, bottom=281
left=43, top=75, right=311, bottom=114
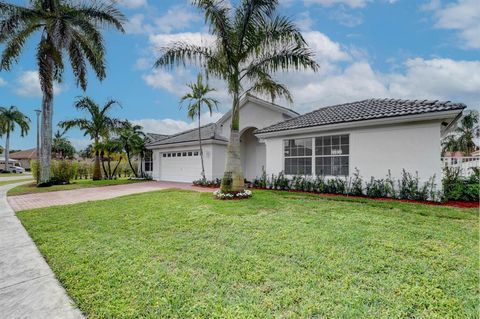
left=112, top=157, right=122, bottom=177
left=126, top=147, right=137, bottom=178
left=221, top=94, right=244, bottom=193
left=39, top=78, right=53, bottom=185
left=100, top=150, right=108, bottom=178
left=93, top=140, right=101, bottom=180
left=198, top=112, right=206, bottom=180
left=107, top=156, right=112, bottom=179
left=4, top=131, right=10, bottom=171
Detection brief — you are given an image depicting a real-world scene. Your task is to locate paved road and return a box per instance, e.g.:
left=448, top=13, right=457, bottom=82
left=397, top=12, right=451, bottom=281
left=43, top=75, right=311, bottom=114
left=0, top=181, right=84, bottom=319
left=8, top=181, right=213, bottom=211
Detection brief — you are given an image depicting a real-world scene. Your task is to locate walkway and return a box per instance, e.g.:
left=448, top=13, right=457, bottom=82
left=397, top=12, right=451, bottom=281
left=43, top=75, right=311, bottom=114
left=8, top=181, right=213, bottom=211
left=0, top=181, right=84, bottom=319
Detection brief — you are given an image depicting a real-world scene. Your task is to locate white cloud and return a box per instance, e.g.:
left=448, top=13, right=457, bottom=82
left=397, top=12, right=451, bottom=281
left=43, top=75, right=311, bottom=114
left=132, top=111, right=224, bottom=135
left=329, top=7, right=363, bottom=27
left=125, top=14, right=151, bottom=34
left=14, top=71, right=65, bottom=97
left=425, top=0, right=480, bottom=49
left=304, top=0, right=371, bottom=8
left=154, top=6, right=201, bottom=33
left=296, top=12, right=315, bottom=31
left=0, top=77, right=6, bottom=86
left=118, top=0, right=147, bottom=9
left=149, top=32, right=215, bottom=50
left=303, top=31, right=350, bottom=63
left=284, top=58, right=480, bottom=113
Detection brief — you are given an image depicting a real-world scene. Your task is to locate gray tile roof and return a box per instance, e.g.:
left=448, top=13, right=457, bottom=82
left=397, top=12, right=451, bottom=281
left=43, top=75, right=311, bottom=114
left=256, top=98, right=466, bottom=134
left=147, top=123, right=227, bottom=147
left=146, top=133, right=170, bottom=143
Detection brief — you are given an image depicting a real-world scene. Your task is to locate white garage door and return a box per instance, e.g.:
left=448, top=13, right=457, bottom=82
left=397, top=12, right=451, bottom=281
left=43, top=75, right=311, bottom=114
left=159, top=151, right=202, bottom=182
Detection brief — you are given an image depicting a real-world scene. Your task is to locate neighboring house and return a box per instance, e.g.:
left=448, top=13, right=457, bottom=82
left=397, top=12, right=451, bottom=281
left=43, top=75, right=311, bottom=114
left=147, top=96, right=466, bottom=184
left=9, top=148, right=37, bottom=170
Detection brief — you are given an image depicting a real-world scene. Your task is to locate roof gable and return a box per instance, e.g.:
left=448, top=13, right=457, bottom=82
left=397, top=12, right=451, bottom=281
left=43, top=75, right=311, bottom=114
left=146, top=123, right=227, bottom=147
left=216, top=94, right=298, bottom=127
left=256, top=98, right=467, bottom=134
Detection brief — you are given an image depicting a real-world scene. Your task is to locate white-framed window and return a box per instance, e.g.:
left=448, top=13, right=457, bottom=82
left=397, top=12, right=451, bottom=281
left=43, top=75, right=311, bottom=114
left=284, top=138, right=312, bottom=175
left=315, top=135, right=349, bottom=176
left=283, top=134, right=349, bottom=176
left=144, top=150, right=153, bottom=172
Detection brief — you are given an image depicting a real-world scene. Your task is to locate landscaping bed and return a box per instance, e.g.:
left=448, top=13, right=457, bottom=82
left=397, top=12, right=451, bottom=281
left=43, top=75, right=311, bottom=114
left=17, top=189, right=479, bottom=318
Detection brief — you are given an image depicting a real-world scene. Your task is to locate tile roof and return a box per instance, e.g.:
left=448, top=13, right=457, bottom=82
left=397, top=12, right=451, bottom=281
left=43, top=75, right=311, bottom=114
left=256, top=98, right=466, bottom=134
left=147, top=123, right=227, bottom=147
left=10, top=148, right=37, bottom=159
left=146, top=133, right=170, bottom=143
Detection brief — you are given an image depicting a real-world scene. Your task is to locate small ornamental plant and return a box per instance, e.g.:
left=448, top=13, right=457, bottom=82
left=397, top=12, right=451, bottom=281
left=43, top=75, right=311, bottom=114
left=213, top=189, right=252, bottom=200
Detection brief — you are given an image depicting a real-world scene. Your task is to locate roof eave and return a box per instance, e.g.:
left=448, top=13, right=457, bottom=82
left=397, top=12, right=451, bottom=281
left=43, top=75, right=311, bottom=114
left=255, top=109, right=463, bottom=138
left=146, top=138, right=228, bottom=149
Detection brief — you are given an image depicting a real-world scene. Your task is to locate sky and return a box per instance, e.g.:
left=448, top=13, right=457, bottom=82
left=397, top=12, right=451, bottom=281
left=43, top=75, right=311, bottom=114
left=0, top=0, right=479, bottom=151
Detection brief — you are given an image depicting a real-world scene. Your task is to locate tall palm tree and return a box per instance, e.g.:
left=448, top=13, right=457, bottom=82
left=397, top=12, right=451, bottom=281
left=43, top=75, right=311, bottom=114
left=118, top=120, right=145, bottom=178
left=0, top=106, right=30, bottom=171
left=180, top=73, right=219, bottom=180
left=59, top=97, right=121, bottom=180
left=52, top=130, right=75, bottom=159
left=0, top=0, right=125, bottom=185
left=155, top=0, right=318, bottom=193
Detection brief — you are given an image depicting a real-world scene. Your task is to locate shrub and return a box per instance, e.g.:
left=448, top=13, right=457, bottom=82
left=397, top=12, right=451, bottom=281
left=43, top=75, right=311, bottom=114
left=31, top=160, right=39, bottom=183
left=348, top=168, right=363, bottom=196
left=325, top=177, right=347, bottom=194
left=193, top=178, right=221, bottom=187
left=365, top=177, right=389, bottom=198
left=442, top=167, right=479, bottom=202
left=50, top=160, right=76, bottom=184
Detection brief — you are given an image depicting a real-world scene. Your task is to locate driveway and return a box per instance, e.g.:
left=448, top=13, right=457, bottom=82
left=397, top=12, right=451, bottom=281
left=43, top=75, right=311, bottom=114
left=8, top=181, right=213, bottom=211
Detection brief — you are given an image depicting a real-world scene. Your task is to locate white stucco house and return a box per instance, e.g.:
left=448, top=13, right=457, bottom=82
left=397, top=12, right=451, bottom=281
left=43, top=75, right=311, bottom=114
left=145, top=95, right=466, bottom=184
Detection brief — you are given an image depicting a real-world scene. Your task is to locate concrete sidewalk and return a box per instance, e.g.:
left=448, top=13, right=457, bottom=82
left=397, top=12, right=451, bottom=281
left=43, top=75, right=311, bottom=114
left=0, top=181, right=83, bottom=319
left=8, top=181, right=213, bottom=211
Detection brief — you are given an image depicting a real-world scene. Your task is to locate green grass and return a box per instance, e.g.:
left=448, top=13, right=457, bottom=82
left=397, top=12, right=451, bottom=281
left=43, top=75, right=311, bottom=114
left=0, top=178, right=32, bottom=186
left=17, top=190, right=479, bottom=318
left=7, top=178, right=144, bottom=196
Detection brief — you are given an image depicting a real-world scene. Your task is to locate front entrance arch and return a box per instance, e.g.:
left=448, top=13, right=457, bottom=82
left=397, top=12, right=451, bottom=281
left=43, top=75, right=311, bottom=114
left=240, top=127, right=266, bottom=181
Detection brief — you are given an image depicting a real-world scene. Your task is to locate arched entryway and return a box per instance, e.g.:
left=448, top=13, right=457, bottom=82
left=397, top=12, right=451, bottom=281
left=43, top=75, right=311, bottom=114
left=240, top=127, right=266, bottom=181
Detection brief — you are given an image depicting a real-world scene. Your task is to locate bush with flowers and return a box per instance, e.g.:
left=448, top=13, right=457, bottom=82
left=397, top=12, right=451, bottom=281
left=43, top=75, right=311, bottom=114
left=213, top=189, right=252, bottom=200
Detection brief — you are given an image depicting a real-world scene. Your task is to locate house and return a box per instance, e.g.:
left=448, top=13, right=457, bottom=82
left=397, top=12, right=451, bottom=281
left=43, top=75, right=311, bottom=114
left=146, top=96, right=466, bottom=185
left=9, top=148, right=37, bottom=170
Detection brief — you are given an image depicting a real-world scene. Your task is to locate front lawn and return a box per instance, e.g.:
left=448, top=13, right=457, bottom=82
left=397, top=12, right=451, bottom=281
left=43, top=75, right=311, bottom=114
left=0, top=178, right=33, bottom=186
left=17, top=190, right=479, bottom=318
left=8, top=178, right=144, bottom=196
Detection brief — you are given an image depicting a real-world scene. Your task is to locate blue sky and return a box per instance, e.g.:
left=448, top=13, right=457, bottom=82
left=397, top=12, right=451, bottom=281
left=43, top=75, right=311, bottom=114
left=0, top=0, right=479, bottom=150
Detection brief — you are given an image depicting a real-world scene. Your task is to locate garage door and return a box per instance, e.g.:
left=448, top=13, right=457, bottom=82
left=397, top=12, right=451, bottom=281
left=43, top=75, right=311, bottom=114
left=159, top=151, right=202, bottom=182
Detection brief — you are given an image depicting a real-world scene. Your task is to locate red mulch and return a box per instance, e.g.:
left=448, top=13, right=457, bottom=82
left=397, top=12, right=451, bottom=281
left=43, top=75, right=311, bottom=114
left=193, top=185, right=479, bottom=209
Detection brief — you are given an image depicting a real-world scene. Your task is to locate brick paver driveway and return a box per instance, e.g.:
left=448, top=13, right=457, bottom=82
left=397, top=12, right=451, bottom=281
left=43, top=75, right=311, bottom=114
left=8, top=181, right=213, bottom=211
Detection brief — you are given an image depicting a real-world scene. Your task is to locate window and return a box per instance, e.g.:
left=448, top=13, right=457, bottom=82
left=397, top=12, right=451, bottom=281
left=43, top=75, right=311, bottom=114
left=284, top=138, right=312, bottom=175
left=315, top=134, right=349, bottom=176
left=182, top=152, right=187, bottom=156
left=194, top=151, right=199, bottom=156
left=144, top=150, right=153, bottom=172
left=188, top=151, right=192, bottom=156
left=167, top=153, right=171, bottom=157
left=162, top=153, right=166, bottom=158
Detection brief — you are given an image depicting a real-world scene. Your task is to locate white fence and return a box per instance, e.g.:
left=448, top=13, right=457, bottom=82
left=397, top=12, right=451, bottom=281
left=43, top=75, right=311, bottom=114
left=441, top=157, right=479, bottom=176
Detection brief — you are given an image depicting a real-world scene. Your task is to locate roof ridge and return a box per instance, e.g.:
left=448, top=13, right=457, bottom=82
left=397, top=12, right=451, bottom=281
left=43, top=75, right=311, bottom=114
left=160, top=122, right=216, bottom=141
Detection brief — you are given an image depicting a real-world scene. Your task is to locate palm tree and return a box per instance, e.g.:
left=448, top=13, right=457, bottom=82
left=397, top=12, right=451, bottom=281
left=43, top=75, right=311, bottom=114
left=59, top=97, right=121, bottom=180
left=456, top=111, right=479, bottom=155
left=0, top=106, right=30, bottom=171
left=0, top=1, right=125, bottom=185
left=52, top=130, right=75, bottom=159
left=442, top=111, right=479, bottom=156
left=155, top=0, right=318, bottom=193
left=118, top=120, right=145, bottom=178
left=98, top=137, right=123, bottom=179
left=180, top=74, right=219, bottom=180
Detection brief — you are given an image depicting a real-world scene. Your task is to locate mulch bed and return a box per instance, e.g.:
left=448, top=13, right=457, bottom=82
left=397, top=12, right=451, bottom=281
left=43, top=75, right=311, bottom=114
left=194, top=185, right=478, bottom=209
